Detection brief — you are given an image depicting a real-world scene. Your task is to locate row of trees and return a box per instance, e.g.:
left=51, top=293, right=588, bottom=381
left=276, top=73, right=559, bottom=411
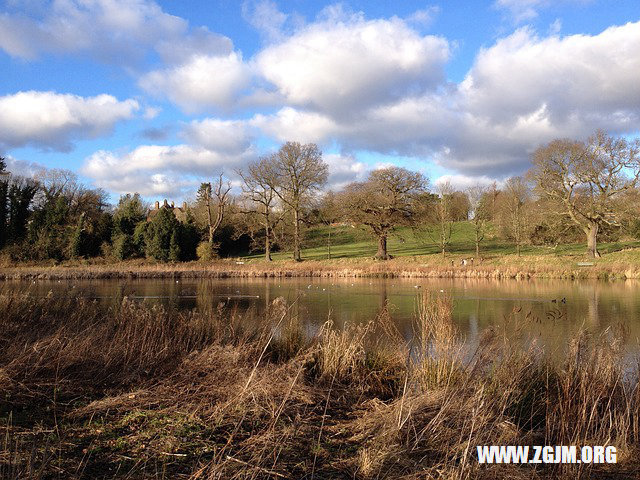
left=234, top=133, right=639, bottom=260
left=1, top=131, right=639, bottom=262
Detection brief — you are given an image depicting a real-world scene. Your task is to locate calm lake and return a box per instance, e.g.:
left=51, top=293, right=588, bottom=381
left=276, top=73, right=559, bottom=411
left=3, top=277, right=640, bottom=357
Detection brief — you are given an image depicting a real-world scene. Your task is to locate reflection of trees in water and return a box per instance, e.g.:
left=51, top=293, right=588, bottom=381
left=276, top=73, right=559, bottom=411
left=6, top=277, right=640, bottom=354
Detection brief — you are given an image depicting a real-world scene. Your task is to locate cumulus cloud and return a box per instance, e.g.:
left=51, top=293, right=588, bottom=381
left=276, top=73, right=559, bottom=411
left=251, top=20, right=640, bottom=178
left=461, top=24, right=640, bottom=125
left=0, top=0, right=231, bottom=65
left=255, top=11, right=450, bottom=117
left=139, top=52, right=250, bottom=113
left=0, top=91, right=139, bottom=151
left=444, top=21, right=640, bottom=174
left=250, top=108, right=338, bottom=144
left=82, top=116, right=256, bottom=197
left=323, top=153, right=369, bottom=190
left=182, top=118, right=254, bottom=154
left=82, top=143, right=252, bottom=197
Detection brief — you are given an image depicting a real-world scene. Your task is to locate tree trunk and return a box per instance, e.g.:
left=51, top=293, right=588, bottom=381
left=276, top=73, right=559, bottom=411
left=206, top=200, right=213, bottom=244
left=475, top=241, right=480, bottom=258
left=293, top=208, right=301, bottom=261
left=375, top=234, right=388, bottom=260
left=264, top=222, right=272, bottom=261
left=586, top=223, right=601, bottom=258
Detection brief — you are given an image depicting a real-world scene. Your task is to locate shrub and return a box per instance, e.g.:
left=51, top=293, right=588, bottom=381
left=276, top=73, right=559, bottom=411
left=196, top=241, right=217, bottom=261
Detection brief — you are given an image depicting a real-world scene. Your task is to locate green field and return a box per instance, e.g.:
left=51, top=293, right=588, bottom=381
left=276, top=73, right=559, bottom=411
left=245, top=222, right=640, bottom=261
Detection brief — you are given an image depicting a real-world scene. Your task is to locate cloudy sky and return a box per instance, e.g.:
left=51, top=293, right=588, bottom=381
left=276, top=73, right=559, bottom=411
left=1, top=0, right=639, bottom=200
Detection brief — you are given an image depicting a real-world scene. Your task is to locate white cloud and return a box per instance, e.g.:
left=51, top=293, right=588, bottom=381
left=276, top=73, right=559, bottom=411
left=182, top=118, right=253, bottom=154
left=155, top=26, right=233, bottom=65
left=494, top=0, right=591, bottom=24
left=242, top=0, right=289, bottom=42
left=250, top=108, right=338, bottom=144
left=434, top=174, right=499, bottom=191
left=323, top=153, right=369, bottom=190
left=255, top=12, right=450, bottom=117
left=82, top=144, right=248, bottom=197
left=0, top=0, right=231, bottom=65
left=251, top=20, right=640, bottom=178
left=2, top=155, right=48, bottom=178
left=0, top=91, right=139, bottom=151
left=142, top=106, right=162, bottom=120
left=139, top=52, right=250, bottom=113
left=82, top=116, right=257, bottom=197
left=494, top=0, right=549, bottom=23
left=405, top=6, right=440, bottom=28
left=445, top=21, right=640, bottom=174
left=461, top=24, right=640, bottom=124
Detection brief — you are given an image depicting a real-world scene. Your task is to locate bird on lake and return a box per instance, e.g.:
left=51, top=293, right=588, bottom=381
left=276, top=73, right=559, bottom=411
left=551, top=297, right=567, bottom=304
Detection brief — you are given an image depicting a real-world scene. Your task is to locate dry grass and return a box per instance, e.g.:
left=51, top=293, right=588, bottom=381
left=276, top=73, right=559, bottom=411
left=3, top=246, right=640, bottom=281
left=0, top=291, right=638, bottom=479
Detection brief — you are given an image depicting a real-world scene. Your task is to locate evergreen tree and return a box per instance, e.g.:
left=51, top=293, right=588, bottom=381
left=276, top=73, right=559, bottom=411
left=68, top=213, right=86, bottom=259
left=111, top=193, right=146, bottom=260
left=169, top=229, right=181, bottom=262
left=144, top=206, right=179, bottom=262
left=7, top=178, right=38, bottom=246
left=28, top=195, right=70, bottom=260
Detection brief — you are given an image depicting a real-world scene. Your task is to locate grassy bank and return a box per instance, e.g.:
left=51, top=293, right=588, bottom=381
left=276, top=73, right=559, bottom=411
left=1, top=291, right=638, bottom=479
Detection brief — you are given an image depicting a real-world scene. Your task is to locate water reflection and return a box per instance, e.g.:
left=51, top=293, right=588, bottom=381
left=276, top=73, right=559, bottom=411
left=3, top=277, right=640, bottom=357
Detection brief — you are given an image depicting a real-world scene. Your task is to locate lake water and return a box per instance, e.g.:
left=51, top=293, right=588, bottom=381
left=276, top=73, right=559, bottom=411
left=3, top=277, right=640, bottom=358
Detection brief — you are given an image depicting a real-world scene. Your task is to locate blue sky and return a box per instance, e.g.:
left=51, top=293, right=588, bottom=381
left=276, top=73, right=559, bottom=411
left=1, top=0, right=639, bottom=201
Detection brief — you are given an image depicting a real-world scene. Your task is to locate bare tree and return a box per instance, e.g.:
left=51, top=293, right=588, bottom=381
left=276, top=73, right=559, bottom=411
left=339, top=167, right=427, bottom=260
left=467, top=184, right=490, bottom=258
left=237, top=158, right=282, bottom=261
left=33, top=168, right=80, bottom=205
left=264, top=142, right=328, bottom=262
left=529, top=131, right=640, bottom=257
left=498, top=176, right=530, bottom=256
left=197, top=174, right=231, bottom=245
left=431, top=181, right=455, bottom=258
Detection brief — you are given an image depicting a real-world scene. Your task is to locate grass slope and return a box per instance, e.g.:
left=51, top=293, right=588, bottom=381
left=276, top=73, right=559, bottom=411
left=247, top=222, right=640, bottom=261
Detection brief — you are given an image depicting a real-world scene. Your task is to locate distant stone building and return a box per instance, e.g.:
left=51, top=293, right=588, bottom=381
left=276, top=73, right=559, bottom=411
left=147, top=199, right=188, bottom=222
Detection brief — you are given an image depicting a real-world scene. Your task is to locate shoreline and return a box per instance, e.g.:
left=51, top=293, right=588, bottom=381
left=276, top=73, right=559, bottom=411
left=2, top=254, right=640, bottom=280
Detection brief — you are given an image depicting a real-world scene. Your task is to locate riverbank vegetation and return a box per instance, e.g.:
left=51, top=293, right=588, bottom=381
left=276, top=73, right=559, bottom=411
left=2, top=132, right=640, bottom=269
left=3, top=223, right=640, bottom=280
left=1, top=291, right=638, bottom=479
